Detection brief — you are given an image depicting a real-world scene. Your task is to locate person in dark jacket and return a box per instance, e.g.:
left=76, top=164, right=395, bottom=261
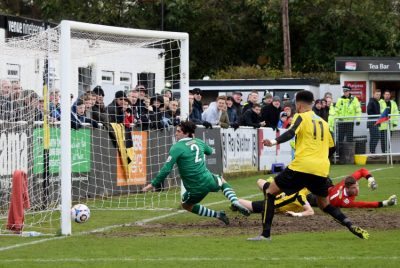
left=242, top=91, right=259, bottom=114
left=71, top=98, right=99, bottom=129
left=231, top=91, right=243, bottom=120
left=164, top=100, right=181, bottom=127
left=107, top=91, right=130, bottom=123
left=313, top=99, right=325, bottom=118
left=367, top=90, right=382, bottom=154
left=91, top=86, right=108, bottom=124
left=227, top=96, right=239, bottom=128
left=189, top=88, right=212, bottom=128
left=150, top=94, right=166, bottom=130
left=240, top=103, right=266, bottom=128
left=261, top=96, right=281, bottom=130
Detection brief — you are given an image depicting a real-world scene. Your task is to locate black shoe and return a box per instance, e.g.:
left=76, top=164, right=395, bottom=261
left=217, top=211, right=230, bottom=225
left=232, top=201, right=251, bottom=216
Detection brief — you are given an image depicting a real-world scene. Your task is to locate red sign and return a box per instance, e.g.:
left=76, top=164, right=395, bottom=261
left=344, top=81, right=367, bottom=113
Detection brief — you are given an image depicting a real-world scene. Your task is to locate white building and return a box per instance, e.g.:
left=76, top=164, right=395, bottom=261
left=0, top=14, right=167, bottom=106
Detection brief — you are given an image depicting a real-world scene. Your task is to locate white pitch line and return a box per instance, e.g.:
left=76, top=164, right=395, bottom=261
left=0, top=256, right=399, bottom=263
left=0, top=165, right=395, bottom=253
left=87, top=193, right=261, bottom=232
left=0, top=236, right=66, bottom=252
left=330, top=166, right=393, bottom=181
left=0, top=193, right=261, bottom=252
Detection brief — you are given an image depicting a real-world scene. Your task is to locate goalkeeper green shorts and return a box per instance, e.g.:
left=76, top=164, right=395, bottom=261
left=181, top=174, right=222, bottom=204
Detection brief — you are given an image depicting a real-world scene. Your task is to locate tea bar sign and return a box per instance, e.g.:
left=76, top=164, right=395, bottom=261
left=336, top=58, right=400, bottom=72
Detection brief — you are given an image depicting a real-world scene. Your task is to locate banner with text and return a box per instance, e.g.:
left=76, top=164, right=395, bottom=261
left=33, top=128, right=91, bottom=174
left=221, top=128, right=258, bottom=173
left=116, top=131, right=147, bottom=186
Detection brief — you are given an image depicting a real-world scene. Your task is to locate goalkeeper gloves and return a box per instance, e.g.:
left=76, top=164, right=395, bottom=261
left=382, top=195, right=397, bottom=207
left=367, top=177, right=378, bottom=190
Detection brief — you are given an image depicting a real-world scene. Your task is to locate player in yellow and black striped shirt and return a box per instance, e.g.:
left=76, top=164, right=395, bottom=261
left=232, top=178, right=314, bottom=217
left=248, top=90, right=369, bottom=241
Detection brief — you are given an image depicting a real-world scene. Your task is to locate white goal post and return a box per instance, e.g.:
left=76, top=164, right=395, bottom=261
left=59, top=20, right=189, bottom=235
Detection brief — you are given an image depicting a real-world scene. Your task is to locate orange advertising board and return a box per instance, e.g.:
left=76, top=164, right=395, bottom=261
left=116, top=131, right=147, bottom=186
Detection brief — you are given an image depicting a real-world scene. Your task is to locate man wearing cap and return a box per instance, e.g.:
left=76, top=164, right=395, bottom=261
left=261, top=93, right=273, bottom=107
left=335, top=85, right=361, bottom=143
left=231, top=91, right=243, bottom=119
left=92, top=85, right=108, bottom=123
left=107, top=90, right=131, bottom=123
left=261, top=95, right=282, bottom=130
left=189, top=88, right=212, bottom=128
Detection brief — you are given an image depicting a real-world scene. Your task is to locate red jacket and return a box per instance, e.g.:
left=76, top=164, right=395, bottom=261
left=328, top=168, right=380, bottom=208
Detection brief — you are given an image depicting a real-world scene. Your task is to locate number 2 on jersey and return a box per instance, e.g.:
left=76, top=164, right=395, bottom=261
left=190, top=144, right=202, bottom=163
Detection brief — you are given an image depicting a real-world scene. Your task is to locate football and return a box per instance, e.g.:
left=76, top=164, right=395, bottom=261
left=71, top=204, right=91, bottom=223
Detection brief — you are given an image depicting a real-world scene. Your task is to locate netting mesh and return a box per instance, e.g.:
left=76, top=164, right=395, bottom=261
left=0, top=24, right=185, bottom=235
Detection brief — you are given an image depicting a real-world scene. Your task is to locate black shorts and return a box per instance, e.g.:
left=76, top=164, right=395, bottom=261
left=274, top=167, right=329, bottom=197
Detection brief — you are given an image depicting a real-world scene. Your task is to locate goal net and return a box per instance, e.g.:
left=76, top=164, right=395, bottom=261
left=0, top=21, right=189, bottom=235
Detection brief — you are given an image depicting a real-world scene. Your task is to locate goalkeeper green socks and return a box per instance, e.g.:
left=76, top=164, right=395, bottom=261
left=192, top=204, right=217, bottom=218
left=221, top=182, right=238, bottom=203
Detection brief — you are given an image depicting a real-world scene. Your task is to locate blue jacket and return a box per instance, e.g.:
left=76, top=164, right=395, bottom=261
left=189, top=100, right=204, bottom=124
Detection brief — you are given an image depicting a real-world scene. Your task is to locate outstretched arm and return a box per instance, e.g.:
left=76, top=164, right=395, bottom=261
left=351, top=168, right=371, bottom=181
left=340, top=199, right=381, bottom=208
left=142, top=147, right=180, bottom=192
left=351, top=168, right=377, bottom=190
left=286, top=202, right=314, bottom=217
left=286, top=192, right=315, bottom=217
left=264, top=115, right=302, bottom=146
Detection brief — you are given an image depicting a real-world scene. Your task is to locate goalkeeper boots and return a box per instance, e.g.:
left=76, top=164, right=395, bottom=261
left=232, top=201, right=251, bottom=217
left=388, top=195, right=397, bottom=206
left=348, top=225, right=369, bottom=239
left=217, top=211, right=230, bottom=225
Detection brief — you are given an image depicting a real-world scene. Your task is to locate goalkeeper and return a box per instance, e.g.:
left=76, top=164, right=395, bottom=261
left=307, top=168, right=397, bottom=208
left=231, top=178, right=314, bottom=217
left=142, top=121, right=250, bottom=225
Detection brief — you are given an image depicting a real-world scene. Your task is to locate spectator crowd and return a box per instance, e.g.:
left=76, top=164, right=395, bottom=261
left=1, top=77, right=399, bottom=155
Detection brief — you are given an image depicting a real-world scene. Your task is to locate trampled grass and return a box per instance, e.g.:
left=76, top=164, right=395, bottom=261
left=0, top=164, right=399, bottom=268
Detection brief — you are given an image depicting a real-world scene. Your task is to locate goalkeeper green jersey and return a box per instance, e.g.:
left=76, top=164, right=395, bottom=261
left=151, top=137, right=216, bottom=192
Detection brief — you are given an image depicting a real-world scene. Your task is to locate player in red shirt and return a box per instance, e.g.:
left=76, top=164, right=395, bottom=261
left=307, top=168, right=397, bottom=208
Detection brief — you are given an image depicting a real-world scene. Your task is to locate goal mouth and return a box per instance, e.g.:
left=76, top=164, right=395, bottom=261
left=0, top=20, right=189, bottom=236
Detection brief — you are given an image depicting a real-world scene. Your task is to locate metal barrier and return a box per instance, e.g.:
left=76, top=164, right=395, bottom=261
left=333, top=114, right=400, bottom=164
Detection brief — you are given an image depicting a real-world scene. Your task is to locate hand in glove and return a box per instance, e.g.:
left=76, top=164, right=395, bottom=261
left=230, top=122, right=240, bottom=130
left=202, top=121, right=213, bottom=129
left=367, top=177, right=378, bottom=190
left=382, top=195, right=397, bottom=206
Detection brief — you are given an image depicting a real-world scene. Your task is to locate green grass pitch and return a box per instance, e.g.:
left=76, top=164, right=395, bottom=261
left=0, top=164, right=399, bottom=268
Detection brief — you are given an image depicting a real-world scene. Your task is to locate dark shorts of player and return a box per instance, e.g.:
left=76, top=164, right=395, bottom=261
left=306, top=178, right=334, bottom=206
left=181, top=174, right=222, bottom=205
left=274, top=167, right=330, bottom=197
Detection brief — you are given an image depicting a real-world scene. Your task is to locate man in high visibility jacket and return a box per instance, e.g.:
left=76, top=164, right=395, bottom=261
left=335, top=86, right=362, bottom=142
left=379, top=90, right=399, bottom=153
left=326, top=96, right=336, bottom=133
